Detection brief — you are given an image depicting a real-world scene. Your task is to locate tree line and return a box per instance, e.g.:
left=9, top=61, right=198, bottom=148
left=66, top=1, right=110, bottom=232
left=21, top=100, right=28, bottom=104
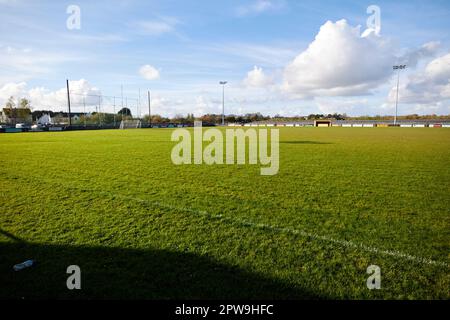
left=3, top=96, right=450, bottom=125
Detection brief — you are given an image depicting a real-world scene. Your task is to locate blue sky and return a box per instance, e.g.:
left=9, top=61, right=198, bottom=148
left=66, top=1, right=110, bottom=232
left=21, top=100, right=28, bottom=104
left=1, top=0, right=449, bottom=117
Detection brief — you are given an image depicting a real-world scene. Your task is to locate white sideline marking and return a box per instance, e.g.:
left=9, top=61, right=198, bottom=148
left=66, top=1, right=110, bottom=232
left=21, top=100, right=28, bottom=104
left=128, top=196, right=449, bottom=268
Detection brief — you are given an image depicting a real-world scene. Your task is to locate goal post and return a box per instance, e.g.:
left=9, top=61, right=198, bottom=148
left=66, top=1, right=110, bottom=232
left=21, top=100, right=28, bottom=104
left=119, top=119, right=142, bottom=129
left=314, top=120, right=332, bottom=127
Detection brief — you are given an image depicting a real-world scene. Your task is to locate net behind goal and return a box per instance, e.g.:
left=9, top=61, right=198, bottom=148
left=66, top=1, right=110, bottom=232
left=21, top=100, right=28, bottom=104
left=119, top=119, right=142, bottom=129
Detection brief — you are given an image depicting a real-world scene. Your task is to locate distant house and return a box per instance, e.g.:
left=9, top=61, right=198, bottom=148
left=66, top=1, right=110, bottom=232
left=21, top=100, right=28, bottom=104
left=41, top=112, right=84, bottom=125
left=37, top=114, right=53, bottom=126
left=31, top=110, right=94, bottom=125
left=0, top=108, right=32, bottom=125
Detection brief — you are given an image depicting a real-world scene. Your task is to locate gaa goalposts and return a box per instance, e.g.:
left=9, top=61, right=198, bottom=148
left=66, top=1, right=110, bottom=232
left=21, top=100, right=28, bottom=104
left=119, top=119, right=142, bottom=129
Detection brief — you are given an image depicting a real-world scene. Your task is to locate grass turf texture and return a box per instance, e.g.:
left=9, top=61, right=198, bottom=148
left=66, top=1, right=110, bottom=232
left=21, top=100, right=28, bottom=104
left=0, top=127, right=449, bottom=299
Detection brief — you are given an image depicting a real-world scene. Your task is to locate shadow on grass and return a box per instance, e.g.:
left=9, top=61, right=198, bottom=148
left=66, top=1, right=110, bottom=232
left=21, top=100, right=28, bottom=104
left=0, top=229, right=25, bottom=243
left=0, top=231, right=323, bottom=300
left=280, top=141, right=332, bottom=145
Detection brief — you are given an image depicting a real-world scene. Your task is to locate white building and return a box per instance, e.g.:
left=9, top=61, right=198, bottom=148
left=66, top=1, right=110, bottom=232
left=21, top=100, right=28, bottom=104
left=37, top=114, right=53, bottom=126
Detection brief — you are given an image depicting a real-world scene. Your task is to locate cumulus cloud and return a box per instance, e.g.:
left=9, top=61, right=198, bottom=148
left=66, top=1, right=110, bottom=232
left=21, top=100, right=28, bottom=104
left=194, top=95, right=221, bottom=116
left=282, top=19, right=396, bottom=98
left=280, top=20, right=443, bottom=102
left=0, top=79, right=101, bottom=110
left=142, top=94, right=218, bottom=118
left=388, top=52, right=450, bottom=106
left=315, top=98, right=369, bottom=115
left=243, top=66, right=273, bottom=88
left=139, top=64, right=160, bottom=80
left=398, top=41, right=440, bottom=68
left=148, top=95, right=176, bottom=116
left=0, top=82, right=27, bottom=101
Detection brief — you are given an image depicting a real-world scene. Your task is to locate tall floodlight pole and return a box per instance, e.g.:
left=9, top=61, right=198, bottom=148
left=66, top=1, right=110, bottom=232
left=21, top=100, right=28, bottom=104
left=219, top=81, right=227, bottom=126
left=83, top=97, right=86, bottom=127
left=148, top=91, right=151, bottom=127
left=98, top=95, right=102, bottom=127
left=393, top=65, right=406, bottom=125
left=113, top=96, right=116, bottom=127
left=66, top=79, right=72, bottom=127
left=138, top=88, right=141, bottom=120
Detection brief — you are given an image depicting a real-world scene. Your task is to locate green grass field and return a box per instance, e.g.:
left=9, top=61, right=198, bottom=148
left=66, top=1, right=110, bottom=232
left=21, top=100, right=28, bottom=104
left=0, top=127, right=449, bottom=299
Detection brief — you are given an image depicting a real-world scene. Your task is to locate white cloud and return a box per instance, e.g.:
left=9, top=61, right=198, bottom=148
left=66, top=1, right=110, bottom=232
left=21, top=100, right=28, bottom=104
left=236, top=0, right=285, bottom=17
left=282, top=19, right=395, bottom=98
left=243, top=66, right=273, bottom=88
left=0, top=79, right=101, bottom=110
left=194, top=95, right=221, bottom=116
left=407, top=102, right=449, bottom=115
left=139, top=65, right=160, bottom=80
left=399, top=41, right=440, bottom=68
left=0, top=82, right=27, bottom=102
left=388, top=52, right=450, bottom=106
left=132, top=17, right=179, bottom=36
left=0, top=45, right=84, bottom=85
left=142, top=94, right=218, bottom=118
left=280, top=21, right=442, bottom=102
left=315, top=98, right=369, bottom=115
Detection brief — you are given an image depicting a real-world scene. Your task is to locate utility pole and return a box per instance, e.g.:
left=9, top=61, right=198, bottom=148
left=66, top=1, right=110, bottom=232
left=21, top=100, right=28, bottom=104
left=219, top=81, right=227, bottom=126
left=66, top=79, right=72, bottom=127
left=148, top=90, right=151, bottom=128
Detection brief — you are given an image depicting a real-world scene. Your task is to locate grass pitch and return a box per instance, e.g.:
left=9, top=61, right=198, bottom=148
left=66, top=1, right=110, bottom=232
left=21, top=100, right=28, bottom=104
left=0, top=127, right=449, bottom=299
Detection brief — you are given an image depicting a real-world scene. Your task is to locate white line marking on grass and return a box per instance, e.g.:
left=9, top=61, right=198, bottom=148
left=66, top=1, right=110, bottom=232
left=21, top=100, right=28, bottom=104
left=129, top=196, right=449, bottom=269
left=15, top=173, right=449, bottom=269
left=17, top=174, right=449, bottom=269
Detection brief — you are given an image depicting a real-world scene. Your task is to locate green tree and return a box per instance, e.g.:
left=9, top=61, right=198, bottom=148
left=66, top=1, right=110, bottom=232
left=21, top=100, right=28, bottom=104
left=5, top=96, right=15, bottom=109
left=118, top=108, right=132, bottom=117
left=19, top=98, right=31, bottom=109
